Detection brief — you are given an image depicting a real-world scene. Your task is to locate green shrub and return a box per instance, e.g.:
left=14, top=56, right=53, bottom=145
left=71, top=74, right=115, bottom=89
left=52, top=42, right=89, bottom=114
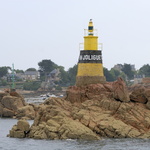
left=0, top=79, right=7, bottom=86
left=55, top=86, right=62, bottom=91
left=23, top=81, right=41, bottom=91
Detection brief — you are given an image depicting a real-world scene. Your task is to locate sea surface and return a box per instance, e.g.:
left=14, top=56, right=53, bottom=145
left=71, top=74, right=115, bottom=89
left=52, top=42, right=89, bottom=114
left=1, top=118, right=150, bottom=150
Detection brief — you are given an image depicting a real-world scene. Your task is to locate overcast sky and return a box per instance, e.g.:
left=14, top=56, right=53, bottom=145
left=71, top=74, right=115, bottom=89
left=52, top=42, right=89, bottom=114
left=0, top=0, right=149, bottom=71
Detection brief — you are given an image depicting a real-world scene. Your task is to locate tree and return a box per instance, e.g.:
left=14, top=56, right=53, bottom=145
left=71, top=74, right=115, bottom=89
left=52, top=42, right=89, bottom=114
left=110, top=68, right=121, bottom=81
left=139, top=64, right=150, bottom=77
left=119, top=72, right=127, bottom=81
left=0, top=79, right=7, bottom=86
left=67, top=64, right=77, bottom=85
left=26, top=68, right=36, bottom=71
left=38, top=60, right=57, bottom=73
left=38, top=59, right=58, bottom=81
left=23, top=81, right=41, bottom=91
left=15, top=69, right=24, bottom=73
left=58, top=66, right=69, bottom=86
left=0, top=66, right=9, bottom=78
left=121, top=64, right=134, bottom=80
left=104, top=67, right=114, bottom=81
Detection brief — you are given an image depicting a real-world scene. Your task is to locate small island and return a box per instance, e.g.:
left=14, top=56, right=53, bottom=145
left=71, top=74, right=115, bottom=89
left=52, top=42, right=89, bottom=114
left=1, top=20, right=150, bottom=140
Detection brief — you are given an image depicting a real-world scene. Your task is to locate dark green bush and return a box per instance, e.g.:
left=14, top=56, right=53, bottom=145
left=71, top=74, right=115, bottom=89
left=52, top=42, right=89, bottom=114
left=23, top=81, right=41, bottom=91
left=0, top=79, right=7, bottom=86
left=55, top=86, right=62, bottom=91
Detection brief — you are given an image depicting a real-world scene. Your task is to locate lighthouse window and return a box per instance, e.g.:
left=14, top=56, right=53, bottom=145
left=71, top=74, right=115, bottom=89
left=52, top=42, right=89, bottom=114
left=88, top=26, right=93, bottom=30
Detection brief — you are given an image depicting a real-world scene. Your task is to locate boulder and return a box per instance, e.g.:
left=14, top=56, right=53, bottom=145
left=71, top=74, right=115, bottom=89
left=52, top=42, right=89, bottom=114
left=0, top=91, right=9, bottom=101
left=142, top=77, right=150, bottom=84
left=17, top=119, right=30, bottom=131
left=2, top=108, right=15, bottom=117
left=10, top=91, right=23, bottom=98
left=9, top=119, right=30, bottom=138
left=145, top=89, right=150, bottom=98
left=130, top=86, right=147, bottom=103
left=0, top=91, right=26, bottom=118
left=145, top=89, right=150, bottom=109
left=16, top=104, right=36, bottom=120
left=112, top=77, right=130, bottom=102
left=1, top=96, right=25, bottom=110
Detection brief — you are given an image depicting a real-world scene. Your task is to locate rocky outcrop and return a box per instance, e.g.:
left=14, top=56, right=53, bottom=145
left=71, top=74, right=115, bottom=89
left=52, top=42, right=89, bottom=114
left=130, top=86, right=147, bottom=103
left=112, top=77, right=130, bottom=102
left=10, top=98, right=100, bottom=140
left=129, top=83, right=150, bottom=104
left=0, top=91, right=26, bottom=117
left=0, top=91, right=36, bottom=119
left=145, top=89, right=150, bottom=109
left=8, top=78, right=150, bottom=140
left=16, top=104, right=38, bottom=120
left=9, top=96, right=150, bottom=139
left=9, top=119, right=30, bottom=138
left=66, top=77, right=130, bottom=103
left=142, top=77, right=150, bottom=85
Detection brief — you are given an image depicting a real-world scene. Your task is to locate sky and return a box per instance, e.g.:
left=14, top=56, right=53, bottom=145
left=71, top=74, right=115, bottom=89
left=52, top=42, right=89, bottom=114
left=0, top=0, right=150, bottom=71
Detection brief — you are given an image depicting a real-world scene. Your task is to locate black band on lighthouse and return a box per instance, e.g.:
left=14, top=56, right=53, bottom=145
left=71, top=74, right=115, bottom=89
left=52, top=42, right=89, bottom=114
left=78, top=50, right=103, bottom=63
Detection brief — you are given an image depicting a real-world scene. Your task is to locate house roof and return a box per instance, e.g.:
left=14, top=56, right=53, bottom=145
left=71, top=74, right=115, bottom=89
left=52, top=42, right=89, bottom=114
left=47, top=69, right=59, bottom=77
left=50, top=69, right=58, bottom=74
left=134, top=75, right=145, bottom=78
left=24, top=71, right=38, bottom=75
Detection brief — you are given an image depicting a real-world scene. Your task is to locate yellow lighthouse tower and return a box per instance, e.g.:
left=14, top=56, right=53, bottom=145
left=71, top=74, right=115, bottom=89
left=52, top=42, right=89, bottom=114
left=76, top=19, right=106, bottom=86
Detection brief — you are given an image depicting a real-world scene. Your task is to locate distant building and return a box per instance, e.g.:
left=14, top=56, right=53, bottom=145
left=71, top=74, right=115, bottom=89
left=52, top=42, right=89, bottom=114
left=16, top=72, right=25, bottom=80
left=47, top=69, right=60, bottom=83
left=40, top=69, right=60, bottom=90
left=113, top=64, right=136, bottom=72
left=142, top=77, right=150, bottom=84
left=131, top=64, right=136, bottom=72
left=134, top=74, right=145, bottom=84
left=113, top=64, right=123, bottom=71
left=24, top=71, right=40, bottom=81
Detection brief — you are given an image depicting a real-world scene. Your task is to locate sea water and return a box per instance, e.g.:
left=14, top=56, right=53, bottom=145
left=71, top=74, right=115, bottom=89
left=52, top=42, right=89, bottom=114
left=0, top=118, right=150, bottom=150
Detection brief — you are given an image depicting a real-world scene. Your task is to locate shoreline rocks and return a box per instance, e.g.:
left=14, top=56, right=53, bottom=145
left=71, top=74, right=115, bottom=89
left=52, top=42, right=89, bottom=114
left=8, top=78, right=150, bottom=140
left=0, top=91, right=26, bottom=117
left=9, top=119, right=30, bottom=138
left=4, top=78, right=150, bottom=140
left=65, top=77, right=130, bottom=103
left=0, top=91, right=37, bottom=119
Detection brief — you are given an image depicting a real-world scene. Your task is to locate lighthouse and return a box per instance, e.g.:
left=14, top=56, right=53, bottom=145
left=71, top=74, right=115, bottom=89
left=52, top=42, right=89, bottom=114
left=76, top=19, right=106, bottom=86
